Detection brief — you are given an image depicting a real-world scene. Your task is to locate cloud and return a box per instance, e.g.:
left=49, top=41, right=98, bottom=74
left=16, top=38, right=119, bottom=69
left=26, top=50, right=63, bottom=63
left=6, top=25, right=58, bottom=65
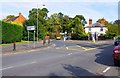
left=0, top=1, right=118, bottom=23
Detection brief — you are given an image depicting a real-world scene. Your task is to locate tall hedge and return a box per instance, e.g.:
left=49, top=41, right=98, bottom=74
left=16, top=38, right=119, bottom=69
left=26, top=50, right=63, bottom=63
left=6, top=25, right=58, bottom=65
left=1, top=21, right=23, bottom=43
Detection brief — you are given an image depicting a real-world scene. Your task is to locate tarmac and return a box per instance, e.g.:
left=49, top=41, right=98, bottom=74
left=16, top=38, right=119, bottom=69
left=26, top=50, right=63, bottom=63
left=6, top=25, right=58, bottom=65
left=1, top=39, right=114, bottom=54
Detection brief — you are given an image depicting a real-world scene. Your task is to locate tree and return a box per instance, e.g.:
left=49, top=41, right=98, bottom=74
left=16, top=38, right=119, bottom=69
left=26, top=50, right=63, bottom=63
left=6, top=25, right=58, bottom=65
left=23, top=8, right=49, bottom=40
left=106, top=23, right=118, bottom=36
left=74, top=15, right=87, bottom=26
left=97, top=18, right=109, bottom=26
left=71, top=16, right=85, bottom=40
left=113, top=20, right=120, bottom=35
left=62, top=15, right=71, bottom=33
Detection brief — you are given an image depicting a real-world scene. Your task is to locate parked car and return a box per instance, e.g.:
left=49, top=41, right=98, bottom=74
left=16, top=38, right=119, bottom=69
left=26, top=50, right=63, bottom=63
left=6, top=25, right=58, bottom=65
left=114, top=37, right=120, bottom=46
left=113, top=43, right=120, bottom=66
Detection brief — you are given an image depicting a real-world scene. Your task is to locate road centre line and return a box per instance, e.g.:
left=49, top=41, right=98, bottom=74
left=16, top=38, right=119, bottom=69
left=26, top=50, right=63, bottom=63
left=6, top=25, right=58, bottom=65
left=102, top=67, right=111, bottom=73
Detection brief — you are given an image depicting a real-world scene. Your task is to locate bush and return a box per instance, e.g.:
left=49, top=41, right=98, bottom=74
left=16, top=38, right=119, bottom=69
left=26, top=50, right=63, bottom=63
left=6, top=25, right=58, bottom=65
left=49, top=33, right=56, bottom=39
left=98, top=34, right=113, bottom=40
left=71, top=33, right=88, bottom=40
left=2, top=21, right=23, bottom=43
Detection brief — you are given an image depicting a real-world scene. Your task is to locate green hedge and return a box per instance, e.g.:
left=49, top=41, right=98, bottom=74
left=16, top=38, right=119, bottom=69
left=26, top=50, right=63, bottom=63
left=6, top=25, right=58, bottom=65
left=2, top=21, right=23, bottom=43
left=71, top=33, right=88, bottom=40
left=98, top=34, right=114, bottom=40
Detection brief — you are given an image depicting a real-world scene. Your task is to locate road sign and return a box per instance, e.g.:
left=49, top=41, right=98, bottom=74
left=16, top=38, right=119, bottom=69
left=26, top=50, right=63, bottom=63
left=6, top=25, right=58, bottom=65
left=27, top=26, right=35, bottom=31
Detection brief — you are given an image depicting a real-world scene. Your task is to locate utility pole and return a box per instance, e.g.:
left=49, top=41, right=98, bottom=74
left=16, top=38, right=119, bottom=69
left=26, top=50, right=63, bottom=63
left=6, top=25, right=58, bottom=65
left=37, top=4, right=39, bottom=43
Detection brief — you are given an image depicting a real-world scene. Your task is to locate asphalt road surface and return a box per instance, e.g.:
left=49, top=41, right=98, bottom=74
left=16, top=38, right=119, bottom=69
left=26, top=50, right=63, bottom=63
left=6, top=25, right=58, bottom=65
left=2, top=40, right=120, bottom=77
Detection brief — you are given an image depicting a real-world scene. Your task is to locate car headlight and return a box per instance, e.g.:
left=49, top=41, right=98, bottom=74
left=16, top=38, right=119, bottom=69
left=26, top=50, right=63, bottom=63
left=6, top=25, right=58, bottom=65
left=114, top=50, right=120, bottom=53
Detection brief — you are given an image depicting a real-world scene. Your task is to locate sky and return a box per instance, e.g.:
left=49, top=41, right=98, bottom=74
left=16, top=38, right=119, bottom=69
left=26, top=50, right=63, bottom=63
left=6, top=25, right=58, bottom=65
left=0, top=0, right=120, bottom=25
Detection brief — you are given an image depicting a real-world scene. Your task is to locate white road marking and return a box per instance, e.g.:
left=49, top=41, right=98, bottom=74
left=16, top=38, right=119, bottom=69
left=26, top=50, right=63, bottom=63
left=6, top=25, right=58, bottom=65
left=16, top=61, right=37, bottom=67
left=68, top=53, right=72, bottom=55
left=1, top=61, right=37, bottom=70
left=56, top=47, right=61, bottom=49
left=0, top=66, right=14, bottom=70
left=103, top=67, right=111, bottom=73
left=66, top=47, right=68, bottom=49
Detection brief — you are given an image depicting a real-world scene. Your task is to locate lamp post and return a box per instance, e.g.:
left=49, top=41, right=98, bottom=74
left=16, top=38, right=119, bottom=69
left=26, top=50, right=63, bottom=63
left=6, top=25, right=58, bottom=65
left=37, top=4, right=38, bottom=43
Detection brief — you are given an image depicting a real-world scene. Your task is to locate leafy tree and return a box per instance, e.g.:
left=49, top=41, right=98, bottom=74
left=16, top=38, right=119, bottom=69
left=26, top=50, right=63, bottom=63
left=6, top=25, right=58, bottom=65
left=74, top=15, right=87, bottom=26
left=97, top=18, right=109, bottom=26
left=62, top=15, right=72, bottom=33
left=71, top=17, right=85, bottom=40
left=106, top=23, right=118, bottom=36
left=48, top=13, right=67, bottom=34
left=113, top=20, right=120, bottom=35
left=23, top=8, right=49, bottom=40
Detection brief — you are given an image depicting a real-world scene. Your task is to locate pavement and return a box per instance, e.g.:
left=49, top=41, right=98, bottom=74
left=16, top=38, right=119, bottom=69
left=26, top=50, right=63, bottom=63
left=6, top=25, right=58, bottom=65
left=1, top=40, right=55, bottom=54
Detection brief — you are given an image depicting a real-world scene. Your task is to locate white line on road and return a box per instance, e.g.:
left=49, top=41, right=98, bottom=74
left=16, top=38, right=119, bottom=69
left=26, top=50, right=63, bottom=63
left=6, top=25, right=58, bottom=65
left=0, top=66, right=14, bottom=70
left=1, top=61, right=37, bottom=70
left=66, top=47, right=68, bottom=49
left=103, top=67, right=111, bottom=73
left=56, top=47, right=61, bottom=49
left=67, top=53, right=72, bottom=55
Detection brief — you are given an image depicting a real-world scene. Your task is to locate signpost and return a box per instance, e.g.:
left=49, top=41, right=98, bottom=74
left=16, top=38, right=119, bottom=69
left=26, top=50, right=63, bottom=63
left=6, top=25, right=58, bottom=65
left=27, top=26, right=35, bottom=31
left=27, top=26, right=35, bottom=48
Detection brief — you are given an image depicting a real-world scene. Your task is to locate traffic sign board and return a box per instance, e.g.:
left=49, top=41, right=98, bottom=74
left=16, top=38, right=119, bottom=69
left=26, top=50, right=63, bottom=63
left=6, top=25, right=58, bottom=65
left=27, top=26, right=35, bottom=30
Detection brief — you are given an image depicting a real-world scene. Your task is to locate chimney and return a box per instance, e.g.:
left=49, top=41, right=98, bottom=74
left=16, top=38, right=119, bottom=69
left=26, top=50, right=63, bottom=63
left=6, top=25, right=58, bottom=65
left=89, top=19, right=92, bottom=25
left=19, top=12, right=22, bottom=16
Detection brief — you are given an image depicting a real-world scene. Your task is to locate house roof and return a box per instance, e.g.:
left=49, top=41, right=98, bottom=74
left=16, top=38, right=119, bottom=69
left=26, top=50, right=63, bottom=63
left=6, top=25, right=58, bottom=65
left=85, top=22, right=105, bottom=28
left=6, top=16, right=19, bottom=22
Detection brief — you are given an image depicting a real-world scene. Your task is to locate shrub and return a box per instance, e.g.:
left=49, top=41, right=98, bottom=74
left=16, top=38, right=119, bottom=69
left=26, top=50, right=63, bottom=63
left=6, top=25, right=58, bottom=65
left=98, top=34, right=113, bottom=40
left=2, top=21, right=23, bottom=43
left=71, top=33, right=88, bottom=40
left=49, top=33, right=56, bottom=39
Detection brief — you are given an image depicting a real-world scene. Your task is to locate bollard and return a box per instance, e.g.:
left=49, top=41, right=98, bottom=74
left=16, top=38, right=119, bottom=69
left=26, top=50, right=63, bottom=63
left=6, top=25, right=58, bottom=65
left=92, top=37, right=95, bottom=43
left=13, top=42, right=16, bottom=51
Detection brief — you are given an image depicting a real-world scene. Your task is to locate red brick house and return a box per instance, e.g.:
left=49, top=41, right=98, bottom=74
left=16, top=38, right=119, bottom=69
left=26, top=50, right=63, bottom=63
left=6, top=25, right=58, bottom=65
left=5, top=13, right=26, bottom=26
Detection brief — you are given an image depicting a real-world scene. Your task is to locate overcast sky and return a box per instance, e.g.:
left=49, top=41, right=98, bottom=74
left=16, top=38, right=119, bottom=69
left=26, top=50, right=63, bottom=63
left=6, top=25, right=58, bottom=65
left=0, top=0, right=119, bottom=25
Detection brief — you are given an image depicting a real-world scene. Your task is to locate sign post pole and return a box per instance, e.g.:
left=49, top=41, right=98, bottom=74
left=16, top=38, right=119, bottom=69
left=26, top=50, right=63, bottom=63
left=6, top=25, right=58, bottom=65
left=34, top=30, right=35, bottom=48
left=27, top=26, right=35, bottom=48
left=28, top=30, right=29, bottom=48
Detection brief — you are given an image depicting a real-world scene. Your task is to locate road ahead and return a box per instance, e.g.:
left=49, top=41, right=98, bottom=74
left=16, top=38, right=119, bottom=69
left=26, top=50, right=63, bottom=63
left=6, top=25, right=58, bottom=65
left=2, top=40, right=120, bottom=77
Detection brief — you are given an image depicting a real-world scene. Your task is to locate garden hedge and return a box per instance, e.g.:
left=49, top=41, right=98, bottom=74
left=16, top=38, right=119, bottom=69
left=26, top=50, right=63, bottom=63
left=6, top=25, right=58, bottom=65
left=1, top=21, right=23, bottom=43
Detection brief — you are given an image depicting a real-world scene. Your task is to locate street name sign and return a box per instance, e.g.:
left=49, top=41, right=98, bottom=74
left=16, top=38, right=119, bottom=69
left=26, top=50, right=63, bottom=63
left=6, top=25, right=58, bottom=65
left=27, top=26, right=35, bottom=31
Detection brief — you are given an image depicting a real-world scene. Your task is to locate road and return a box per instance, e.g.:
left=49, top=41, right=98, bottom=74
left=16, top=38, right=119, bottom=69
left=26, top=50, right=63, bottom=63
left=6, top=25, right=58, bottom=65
left=2, top=40, right=120, bottom=77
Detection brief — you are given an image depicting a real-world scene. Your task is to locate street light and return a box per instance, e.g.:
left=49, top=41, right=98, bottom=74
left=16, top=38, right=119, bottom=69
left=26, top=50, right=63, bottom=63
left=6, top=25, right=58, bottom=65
left=37, top=4, right=38, bottom=43
left=36, top=4, right=46, bottom=43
